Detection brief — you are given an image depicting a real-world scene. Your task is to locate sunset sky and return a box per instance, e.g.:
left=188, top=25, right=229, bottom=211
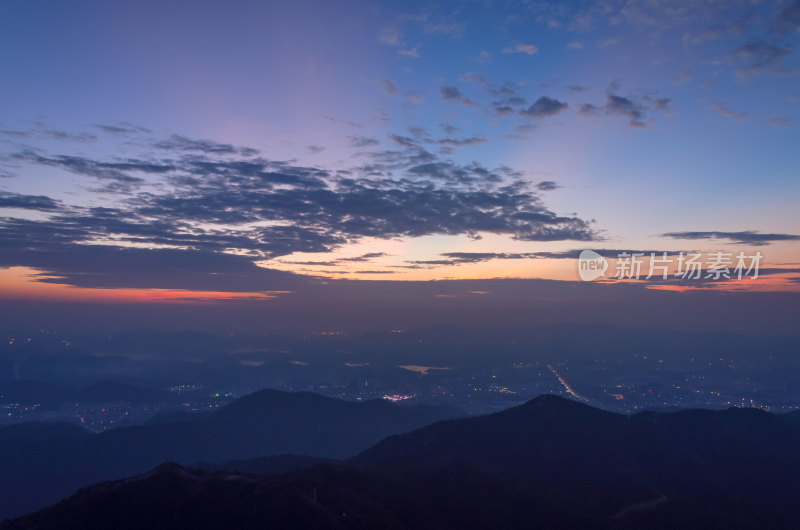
left=0, top=0, right=799, bottom=329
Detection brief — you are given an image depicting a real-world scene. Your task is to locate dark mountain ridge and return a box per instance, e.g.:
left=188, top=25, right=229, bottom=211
left=0, top=388, right=460, bottom=520
left=5, top=394, right=800, bottom=529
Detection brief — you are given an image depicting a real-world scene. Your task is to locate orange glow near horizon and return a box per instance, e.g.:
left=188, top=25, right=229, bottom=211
left=1, top=252, right=799, bottom=304
left=644, top=274, right=800, bottom=293
left=0, top=267, right=286, bottom=303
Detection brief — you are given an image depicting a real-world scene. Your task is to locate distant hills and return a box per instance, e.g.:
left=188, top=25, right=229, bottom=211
left=5, top=394, right=800, bottom=528
left=0, top=389, right=460, bottom=520
left=0, top=379, right=169, bottom=410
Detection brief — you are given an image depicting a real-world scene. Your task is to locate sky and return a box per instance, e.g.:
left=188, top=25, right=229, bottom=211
left=0, top=0, right=799, bottom=332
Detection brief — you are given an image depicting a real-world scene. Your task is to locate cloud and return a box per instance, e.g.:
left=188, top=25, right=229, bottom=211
left=339, top=252, right=388, bottom=262
left=661, top=231, right=800, bottom=246
left=653, top=98, right=672, bottom=111
left=502, top=43, right=538, bottom=55
left=387, top=133, right=419, bottom=148
left=566, top=41, right=583, bottom=50
left=460, top=72, right=517, bottom=97
left=440, top=85, right=476, bottom=106
left=154, top=135, right=258, bottom=156
left=476, top=50, right=491, bottom=63
left=307, top=145, right=326, bottom=154
left=324, top=116, right=362, bottom=128
left=439, top=123, right=459, bottom=135
left=598, top=37, right=621, bottom=49
left=604, top=94, right=646, bottom=125
left=672, top=71, right=692, bottom=85
left=687, top=18, right=749, bottom=45
left=0, top=123, right=97, bottom=143
left=0, top=191, right=61, bottom=211
left=40, top=129, right=97, bottom=142
left=12, top=150, right=173, bottom=191
left=410, top=249, right=682, bottom=266
left=348, top=136, right=380, bottom=148
left=430, top=137, right=486, bottom=147
left=771, top=0, right=800, bottom=36
left=423, top=21, right=464, bottom=36
left=536, top=181, right=561, bottom=191
left=381, top=78, right=397, bottom=95
left=728, top=41, right=791, bottom=80
left=0, top=129, right=599, bottom=290
left=378, top=26, right=402, bottom=46
left=94, top=123, right=151, bottom=135
left=398, top=47, right=420, bottom=58
left=283, top=252, right=388, bottom=267
left=0, top=244, right=312, bottom=292
left=767, top=117, right=793, bottom=127
left=709, top=102, right=747, bottom=121
left=579, top=91, right=670, bottom=129
left=520, top=97, right=569, bottom=119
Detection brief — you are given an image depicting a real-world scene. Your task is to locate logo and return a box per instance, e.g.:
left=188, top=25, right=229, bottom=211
left=578, top=250, right=608, bottom=281
left=575, top=250, right=763, bottom=282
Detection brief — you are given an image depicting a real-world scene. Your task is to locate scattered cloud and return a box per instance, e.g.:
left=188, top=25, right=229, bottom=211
left=536, top=181, right=561, bottom=191
left=440, top=85, right=477, bottom=106
left=709, top=102, right=748, bottom=121
left=154, top=135, right=257, bottom=156
left=520, top=96, right=569, bottom=119
left=339, top=252, right=388, bottom=262
left=578, top=90, right=671, bottom=129
left=687, top=18, right=749, bottom=45
left=728, top=41, right=791, bottom=80
left=381, top=78, right=397, bottom=95
left=94, top=123, right=151, bottom=135
left=423, top=21, right=464, bottom=37
left=770, top=0, right=800, bottom=36
left=0, top=128, right=598, bottom=289
left=410, top=249, right=681, bottom=266
left=12, top=149, right=172, bottom=192
left=767, top=117, right=793, bottom=127
left=661, top=231, right=800, bottom=246
left=672, top=71, right=692, bottom=85
left=502, top=43, right=538, bottom=55
left=378, top=25, right=402, bottom=46
left=348, top=136, right=380, bottom=148
left=398, top=47, right=420, bottom=58
left=324, top=116, right=362, bottom=128
left=598, top=37, right=620, bottom=49
left=0, top=191, right=61, bottom=211
left=430, top=137, right=487, bottom=147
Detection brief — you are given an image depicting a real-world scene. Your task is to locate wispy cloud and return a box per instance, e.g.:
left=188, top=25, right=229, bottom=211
left=502, top=43, right=538, bottom=55
left=709, top=102, right=747, bottom=121
left=662, top=231, right=800, bottom=246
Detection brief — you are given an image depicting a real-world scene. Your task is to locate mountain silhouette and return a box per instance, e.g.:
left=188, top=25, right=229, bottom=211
left=6, top=394, right=800, bottom=528
left=0, top=389, right=460, bottom=520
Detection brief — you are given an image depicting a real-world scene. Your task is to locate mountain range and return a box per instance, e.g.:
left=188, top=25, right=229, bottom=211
left=0, top=389, right=460, bottom=520
left=4, top=394, right=800, bottom=528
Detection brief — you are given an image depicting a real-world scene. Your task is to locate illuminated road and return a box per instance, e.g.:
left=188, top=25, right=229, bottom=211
left=548, top=364, right=589, bottom=402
